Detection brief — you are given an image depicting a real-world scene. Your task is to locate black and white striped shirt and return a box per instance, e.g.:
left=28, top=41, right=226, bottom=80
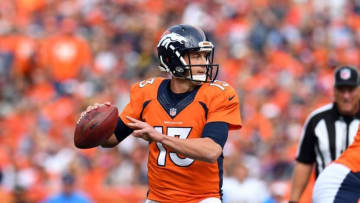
left=296, top=102, right=360, bottom=177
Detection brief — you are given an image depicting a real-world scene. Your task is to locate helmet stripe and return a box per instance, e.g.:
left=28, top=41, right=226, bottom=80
left=180, top=56, right=187, bottom=66
left=159, top=56, right=169, bottom=72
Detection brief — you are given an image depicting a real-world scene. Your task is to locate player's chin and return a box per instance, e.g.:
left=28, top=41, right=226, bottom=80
left=191, top=80, right=204, bottom=85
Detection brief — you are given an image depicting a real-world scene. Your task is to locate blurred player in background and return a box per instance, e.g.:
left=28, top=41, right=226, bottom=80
left=81, top=24, right=242, bottom=203
left=290, top=65, right=360, bottom=203
left=312, top=122, right=360, bottom=203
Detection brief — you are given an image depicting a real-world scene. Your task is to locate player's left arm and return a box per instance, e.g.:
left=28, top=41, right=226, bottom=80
left=126, top=116, right=225, bottom=163
left=161, top=135, right=223, bottom=163
left=162, top=121, right=229, bottom=163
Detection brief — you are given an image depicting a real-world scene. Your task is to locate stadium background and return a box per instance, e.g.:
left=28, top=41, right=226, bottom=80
left=0, top=0, right=357, bottom=202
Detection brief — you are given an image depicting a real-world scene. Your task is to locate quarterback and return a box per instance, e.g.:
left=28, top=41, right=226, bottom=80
left=84, top=24, right=242, bottom=203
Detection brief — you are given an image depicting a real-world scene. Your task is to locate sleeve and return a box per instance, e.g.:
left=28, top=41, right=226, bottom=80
left=296, top=117, right=316, bottom=164
left=207, top=85, right=242, bottom=130
left=114, top=117, right=133, bottom=142
left=120, top=83, right=144, bottom=125
left=202, top=122, right=229, bottom=148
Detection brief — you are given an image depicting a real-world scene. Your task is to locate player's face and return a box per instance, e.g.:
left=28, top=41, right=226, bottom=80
left=335, top=85, right=360, bottom=115
left=184, top=51, right=209, bottom=83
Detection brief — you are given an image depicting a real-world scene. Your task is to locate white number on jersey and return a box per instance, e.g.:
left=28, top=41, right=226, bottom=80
left=139, top=78, right=155, bottom=88
left=154, top=127, right=194, bottom=167
left=210, top=80, right=229, bottom=91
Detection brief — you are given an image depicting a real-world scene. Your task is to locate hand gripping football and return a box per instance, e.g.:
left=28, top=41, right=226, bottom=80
left=74, top=104, right=118, bottom=149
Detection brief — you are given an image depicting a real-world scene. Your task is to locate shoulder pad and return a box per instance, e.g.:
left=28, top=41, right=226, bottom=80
left=130, top=77, right=164, bottom=100
left=132, top=77, right=164, bottom=90
left=205, top=80, right=237, bottom=97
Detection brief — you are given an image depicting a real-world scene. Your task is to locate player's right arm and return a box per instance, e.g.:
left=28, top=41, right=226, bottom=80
left=100, top=118, right=133, bottom=148
left=100, top=134, right=119, bottom=147
left=101, top=78, right=157, bottom=148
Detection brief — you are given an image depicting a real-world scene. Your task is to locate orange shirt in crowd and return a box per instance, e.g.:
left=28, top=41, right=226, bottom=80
left=39, top=35, right=91, bottom=81
left=13, top=0, right=46, bottom=27
left=16, top=0, right=46, bottom=14
left=1, top=111, right=36, bottom=150
left=40, top=97, right=76, bottom=142
left=0, top=34, right=37, bottom=76
left=0, top=35, right=15, bottom=52
left=242, top=112, right=273, bottom=141
left=268, top=50, right=304, bottom=77
left=26, top=81, right=55, bottom=104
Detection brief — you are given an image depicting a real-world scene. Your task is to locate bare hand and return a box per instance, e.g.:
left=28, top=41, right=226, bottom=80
left=126, top=116, right=163, bottom=142
left=77, top=102, right=111, bottom=124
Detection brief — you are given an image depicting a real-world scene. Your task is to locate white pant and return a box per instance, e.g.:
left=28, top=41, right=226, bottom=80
left=145, top=197, right=222, bottom=203
left=313, top=163, right=351, bottom=203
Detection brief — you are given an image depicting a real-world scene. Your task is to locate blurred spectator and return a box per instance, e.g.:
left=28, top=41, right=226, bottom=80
left=13, top=185, right=32, bottom=203
left=264, top=181, right=289, bottom=203
left=42, top=172, right=92, bottom=203
left=10, top=30, right=37, bottom=79
left=0, top=169, right=12, bottom=202
left=38, top=18, right=91, bottom=87
left=222, top=161, right=269, bottom=203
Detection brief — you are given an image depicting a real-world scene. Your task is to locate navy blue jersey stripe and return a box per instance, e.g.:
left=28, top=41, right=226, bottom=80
left=334, top=171, right=360, bottom=202
left=201, top=122, right=228, bottom=148
left=140, top=100, right=151, bottom=121
left=198, top=101, right=208, bottom=120
left=217, top=154, right=224, bottom=201
left=114, top=117, right=133, bottom=142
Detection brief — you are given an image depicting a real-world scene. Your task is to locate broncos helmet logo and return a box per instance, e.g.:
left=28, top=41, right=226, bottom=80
left=157, top=33, right=187, bottom=49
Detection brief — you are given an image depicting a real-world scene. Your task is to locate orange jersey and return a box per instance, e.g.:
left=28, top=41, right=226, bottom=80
left=39, top=35, right=91, bottom=81
left=336, top=123, right=360, bottom=172
left=120, top=77, right=242, bottom=202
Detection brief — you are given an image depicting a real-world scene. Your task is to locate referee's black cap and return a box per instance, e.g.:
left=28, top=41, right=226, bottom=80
left=334, top=65, right=359, bottom=87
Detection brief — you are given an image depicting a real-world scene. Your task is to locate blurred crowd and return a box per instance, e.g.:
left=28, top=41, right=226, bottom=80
left=1, top=0, right=360, bottom=202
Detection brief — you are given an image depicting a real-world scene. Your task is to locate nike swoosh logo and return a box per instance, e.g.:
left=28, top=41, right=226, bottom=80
left=228, top=96, right=235, bottom=101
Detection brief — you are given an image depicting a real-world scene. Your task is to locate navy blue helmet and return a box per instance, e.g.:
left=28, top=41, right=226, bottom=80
left=157, top=24, right=219, bottom=82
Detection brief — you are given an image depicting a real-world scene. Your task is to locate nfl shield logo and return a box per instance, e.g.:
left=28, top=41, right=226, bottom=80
left=170, top=108, right=177, bottom=117
left=340, top=68, right=351, bottom=80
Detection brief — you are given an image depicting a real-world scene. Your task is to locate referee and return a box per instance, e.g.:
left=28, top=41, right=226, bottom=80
left=289, top=65, right=360, bottom=203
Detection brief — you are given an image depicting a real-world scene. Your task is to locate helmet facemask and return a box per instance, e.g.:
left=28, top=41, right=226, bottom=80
left=182, top=41, right=219, bottom=83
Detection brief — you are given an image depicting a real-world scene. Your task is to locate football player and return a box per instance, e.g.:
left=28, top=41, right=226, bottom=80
left=313, top=123, right=360, bottom=203
left=84, top=24, right=242, bottom=203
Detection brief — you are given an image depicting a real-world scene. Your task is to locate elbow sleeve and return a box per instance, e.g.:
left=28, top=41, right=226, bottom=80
left=201, top=122, right=229, bottom=148
left=114, top=117, right=133, bottom=143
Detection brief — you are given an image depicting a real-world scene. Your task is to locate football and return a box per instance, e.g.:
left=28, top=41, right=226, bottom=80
left=74, top=104, right=119, bottom=149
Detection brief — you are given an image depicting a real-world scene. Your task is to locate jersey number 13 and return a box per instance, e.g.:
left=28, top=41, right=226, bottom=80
left=154, top=127, right=194, bottom=167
